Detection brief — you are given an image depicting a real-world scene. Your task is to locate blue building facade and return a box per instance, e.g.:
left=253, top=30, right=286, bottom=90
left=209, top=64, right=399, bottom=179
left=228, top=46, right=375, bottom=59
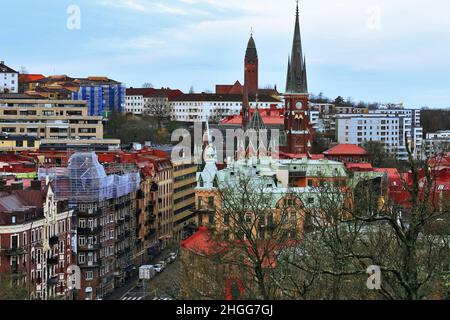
left=72, top=83, right=125, bottom=116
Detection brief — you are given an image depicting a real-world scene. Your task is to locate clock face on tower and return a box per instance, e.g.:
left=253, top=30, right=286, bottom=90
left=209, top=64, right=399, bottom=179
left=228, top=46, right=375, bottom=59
left=295, top=102, right=303, bottom=109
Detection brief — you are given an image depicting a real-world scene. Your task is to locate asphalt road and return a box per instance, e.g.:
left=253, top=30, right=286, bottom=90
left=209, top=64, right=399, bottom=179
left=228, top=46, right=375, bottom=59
left=121, top=258, right=180, bottom=300
left=104, top=251, right=180, bottom=301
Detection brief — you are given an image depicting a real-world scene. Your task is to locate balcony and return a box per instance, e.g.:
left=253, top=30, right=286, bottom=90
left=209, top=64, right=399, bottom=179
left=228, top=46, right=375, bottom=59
left=11, top=266, right=26, bottom=277
left=146, top=203, right=155, bottom=213
left=78, top=208, right=102, bottom=217
left=137, top=190, right=145, bottom=199
left=49, top=236, right=59, bottom=246
left=5, top=248, right=25, bottom=257
left=78, top=226, right=102, bottom=234
left=150, top=182, right=158, bottom=192
left=78, top=243, right=101, bottom=251
left=47, top=257, right=58, bottom=265
left=147, top=228, right=157, bottom=237
left=145, top=215, right=156, bottom=226
left=48, top=276, right=58, bottom=286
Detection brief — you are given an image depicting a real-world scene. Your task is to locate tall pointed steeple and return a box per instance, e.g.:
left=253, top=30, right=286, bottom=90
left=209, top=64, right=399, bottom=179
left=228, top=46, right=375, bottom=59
left=244, top=33, right=259, bottom=94
left=286, top=0, right=308, bottom=94
left=245, top=34, right=258, bottom=64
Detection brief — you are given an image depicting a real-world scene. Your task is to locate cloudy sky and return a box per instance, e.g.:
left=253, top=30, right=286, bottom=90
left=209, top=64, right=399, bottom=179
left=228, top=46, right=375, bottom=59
left=3, top=0, right=450, bottom=108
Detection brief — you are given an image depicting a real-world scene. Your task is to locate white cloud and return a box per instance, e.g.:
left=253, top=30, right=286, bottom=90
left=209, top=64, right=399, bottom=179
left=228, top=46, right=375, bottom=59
left=96, top=0, right=212, bottom=15
left=83, top=0, right=450, bottom=106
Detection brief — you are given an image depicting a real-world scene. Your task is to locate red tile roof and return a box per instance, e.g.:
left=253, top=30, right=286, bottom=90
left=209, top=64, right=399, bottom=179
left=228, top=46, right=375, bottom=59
left=181, top=226, right=226, bottom=256
left=18, top=74, right=45, bottom=83
left=345, top=162, right=373, bottom=171
left=126, top=88, right=156, bottom=96
left=324, top=144, right=368, bottom=156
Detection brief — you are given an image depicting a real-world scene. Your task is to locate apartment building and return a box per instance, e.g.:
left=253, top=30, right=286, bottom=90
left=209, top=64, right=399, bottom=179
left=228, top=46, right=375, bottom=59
left=0, top=180, right=74, bottom=300
left=0, top=61, right=19, bottom=93
left=0, top=96, right=104, bottom=140
left=172, top=158, right=197, bottom=242
left=72, top=77, right=126, bottom=116
left=0, top=134, right=40, bottom=151
left=423, top=130, right=450, bottom=158
left=125, top=88, right=182, bottom=115
left=24, top=75, right=125, bottom=116
left=170, top=93, right=283, bottom=123
left=335, top=112, right=423, bottom=160
left=124, top=88, right=153, bottom=115
left=39, top=153, right=140, bottom=300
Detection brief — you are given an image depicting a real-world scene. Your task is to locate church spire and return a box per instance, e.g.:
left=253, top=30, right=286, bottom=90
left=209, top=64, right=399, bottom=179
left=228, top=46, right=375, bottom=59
left=244, top=32, right=259, bottom=94
left=286, top=0, right=308, bottom=94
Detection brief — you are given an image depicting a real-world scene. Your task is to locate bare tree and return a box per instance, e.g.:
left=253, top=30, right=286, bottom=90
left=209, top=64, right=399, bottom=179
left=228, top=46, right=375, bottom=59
left=142, top=83, right=154, bottom=88
left=144, top=100, right=170, bottom=130
left=284, top=146, right=450, bottom=300
left=192, top=174, right=303, bottom=300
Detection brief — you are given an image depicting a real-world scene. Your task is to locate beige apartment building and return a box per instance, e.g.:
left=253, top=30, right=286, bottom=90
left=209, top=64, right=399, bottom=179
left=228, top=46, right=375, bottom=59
left=172, top=159, right=197, bottom=242
left=0, top=97, right=103, bottom=140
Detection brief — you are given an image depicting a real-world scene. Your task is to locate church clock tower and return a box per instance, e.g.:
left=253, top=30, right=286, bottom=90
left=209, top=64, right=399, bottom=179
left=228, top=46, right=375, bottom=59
left=284, top=1, right=312, bottom=154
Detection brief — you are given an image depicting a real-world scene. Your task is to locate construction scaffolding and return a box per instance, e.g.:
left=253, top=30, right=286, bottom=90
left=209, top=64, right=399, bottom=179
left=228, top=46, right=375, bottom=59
left=38, top=152, right=140, bottom=202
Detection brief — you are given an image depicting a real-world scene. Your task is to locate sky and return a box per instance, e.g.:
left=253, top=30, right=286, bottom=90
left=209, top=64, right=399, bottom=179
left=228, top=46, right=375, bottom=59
left=2, top=0, right=450, bottom=108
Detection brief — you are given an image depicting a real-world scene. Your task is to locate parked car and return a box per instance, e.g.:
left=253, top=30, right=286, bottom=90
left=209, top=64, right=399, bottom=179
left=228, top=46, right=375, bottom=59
left=154, top=263, right=165, bottom=273
left=167, top=252, right=177, bottom=264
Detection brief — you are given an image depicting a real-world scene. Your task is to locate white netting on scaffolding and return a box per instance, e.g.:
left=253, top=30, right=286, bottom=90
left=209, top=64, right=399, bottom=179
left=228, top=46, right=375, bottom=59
left=38, top=152, right=140, bottom=202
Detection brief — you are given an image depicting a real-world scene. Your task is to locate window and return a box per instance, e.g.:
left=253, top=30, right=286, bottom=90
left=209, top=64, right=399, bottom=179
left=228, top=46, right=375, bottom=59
left=78, top=254, right=85, bottom=264
left=85, top=271, right=94, bottom=280
left=11, top=235, right=18, bottom=249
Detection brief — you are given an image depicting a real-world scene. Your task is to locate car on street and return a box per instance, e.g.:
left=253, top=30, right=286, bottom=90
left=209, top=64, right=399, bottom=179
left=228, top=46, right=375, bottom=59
left=154, top=263, right=165, bottom=273
left=168, top=252, right=177, bottom=263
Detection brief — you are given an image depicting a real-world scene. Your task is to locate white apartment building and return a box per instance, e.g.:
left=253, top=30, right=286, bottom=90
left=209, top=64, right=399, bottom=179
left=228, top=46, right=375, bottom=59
left=423, top=130, right=450, bottom=158
left=335, top=113, right=423, bottom=160
left=125, top=88, right=182, bottom=115
left=372, top=107, right=421, bottom=127
left=0, top=61, right=19, bottom=93
left=170, top=93, right=283, bottom=123
left=426, top=130, right=450, bottom=139
left=125, top=88, right=150, bottom=114
left=309, top=110, right=320, bottom=131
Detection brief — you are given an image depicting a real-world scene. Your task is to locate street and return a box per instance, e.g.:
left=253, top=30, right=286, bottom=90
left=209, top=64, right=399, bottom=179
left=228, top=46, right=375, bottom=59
left=104, top=250, right=181, bottom=301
